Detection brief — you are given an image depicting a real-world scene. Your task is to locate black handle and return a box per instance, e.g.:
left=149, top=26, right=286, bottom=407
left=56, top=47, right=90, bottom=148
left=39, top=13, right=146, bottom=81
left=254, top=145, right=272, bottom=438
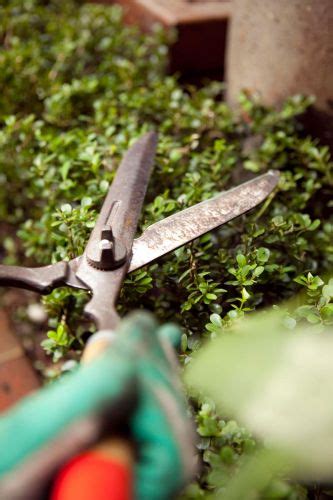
left=0, top=261, right=69, bottom=294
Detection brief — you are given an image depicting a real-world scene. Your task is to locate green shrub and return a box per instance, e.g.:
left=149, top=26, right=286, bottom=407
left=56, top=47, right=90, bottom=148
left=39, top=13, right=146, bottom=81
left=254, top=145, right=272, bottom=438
left=0, top=0, right=332, bottom=497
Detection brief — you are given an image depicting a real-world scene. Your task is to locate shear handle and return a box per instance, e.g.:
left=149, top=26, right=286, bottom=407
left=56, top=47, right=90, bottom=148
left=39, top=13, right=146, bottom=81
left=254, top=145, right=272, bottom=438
left=0, top=262, right=69, bottom=294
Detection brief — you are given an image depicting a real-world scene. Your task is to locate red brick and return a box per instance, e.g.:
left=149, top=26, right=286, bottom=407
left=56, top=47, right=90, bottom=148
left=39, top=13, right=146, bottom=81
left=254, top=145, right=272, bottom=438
left=91, top=0, right=232, bottom=78
left=0, top=310, right=40, bottom=412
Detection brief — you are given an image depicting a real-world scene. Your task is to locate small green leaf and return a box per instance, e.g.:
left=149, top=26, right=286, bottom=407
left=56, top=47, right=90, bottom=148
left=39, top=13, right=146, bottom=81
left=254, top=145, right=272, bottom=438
left=253, top=266, right=264, bottom=278
left=61, top=203, right=72, bottom=214
left=236, top=254, right=246, bottom=267
left=210, top=313, right=223, bottom=327
left=321, top=304, right=333, bottom=322
left=257, top=247, right=270, bottom=263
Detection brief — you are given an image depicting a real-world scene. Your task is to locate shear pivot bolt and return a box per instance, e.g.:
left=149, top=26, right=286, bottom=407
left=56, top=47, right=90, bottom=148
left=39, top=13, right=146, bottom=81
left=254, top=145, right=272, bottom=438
left=98, top=239, right=113, bottom=250
left=87, top=226, right=127, bottom=270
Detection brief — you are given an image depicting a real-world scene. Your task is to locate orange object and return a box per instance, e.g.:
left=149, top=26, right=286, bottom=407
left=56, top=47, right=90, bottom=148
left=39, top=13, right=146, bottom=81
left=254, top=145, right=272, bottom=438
left=51, top=451, right=132, bottom=500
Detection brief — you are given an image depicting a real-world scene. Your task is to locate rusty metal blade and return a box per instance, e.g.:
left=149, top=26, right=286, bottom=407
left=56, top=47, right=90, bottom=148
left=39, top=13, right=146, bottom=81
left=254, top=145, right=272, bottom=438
left=129, top=170, right=279, bottom=272
left=79, top=131, right=158, bottom=266
left=75, top=131, right=158, bottom=329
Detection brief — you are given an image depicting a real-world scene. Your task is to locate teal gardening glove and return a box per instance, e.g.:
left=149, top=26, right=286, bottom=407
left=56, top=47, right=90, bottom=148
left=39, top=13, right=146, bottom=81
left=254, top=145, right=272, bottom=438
left=0, top=312, right=195, bottom=499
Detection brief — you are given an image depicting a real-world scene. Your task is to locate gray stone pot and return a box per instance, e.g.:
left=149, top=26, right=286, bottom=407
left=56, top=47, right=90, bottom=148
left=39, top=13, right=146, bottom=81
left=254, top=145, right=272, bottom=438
left=226, top=0, right=333, bottom=147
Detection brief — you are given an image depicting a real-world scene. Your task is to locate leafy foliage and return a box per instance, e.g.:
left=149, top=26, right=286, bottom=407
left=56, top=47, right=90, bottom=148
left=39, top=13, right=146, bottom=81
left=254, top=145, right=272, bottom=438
left=0, top=0, right=332, bottom=497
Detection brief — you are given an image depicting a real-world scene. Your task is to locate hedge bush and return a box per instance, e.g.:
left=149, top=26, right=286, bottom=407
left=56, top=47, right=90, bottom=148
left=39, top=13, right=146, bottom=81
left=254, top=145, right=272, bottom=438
left=0, top=0, right=332, bottom=497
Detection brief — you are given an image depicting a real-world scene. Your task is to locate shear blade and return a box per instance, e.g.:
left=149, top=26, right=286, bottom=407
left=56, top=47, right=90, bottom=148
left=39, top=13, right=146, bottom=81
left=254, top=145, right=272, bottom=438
left=74, top=131, right=158, bottom=329
left=129, top=170, right=279, bottom=272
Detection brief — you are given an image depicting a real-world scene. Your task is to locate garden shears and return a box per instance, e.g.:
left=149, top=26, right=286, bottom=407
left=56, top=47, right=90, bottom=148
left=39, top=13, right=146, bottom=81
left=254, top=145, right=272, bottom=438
left=0, top=131, right=280, bottom=500
left=0, top=131, right=279, bottom=330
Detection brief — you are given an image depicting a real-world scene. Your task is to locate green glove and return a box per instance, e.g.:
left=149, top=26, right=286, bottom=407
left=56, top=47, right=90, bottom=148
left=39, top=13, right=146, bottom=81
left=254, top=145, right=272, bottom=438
left=0, top=312, right=195, bottom=499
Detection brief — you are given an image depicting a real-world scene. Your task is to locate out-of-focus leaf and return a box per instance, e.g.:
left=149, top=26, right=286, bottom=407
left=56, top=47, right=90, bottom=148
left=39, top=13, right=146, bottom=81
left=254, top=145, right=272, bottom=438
left=186, top=308, right=333, bottom=480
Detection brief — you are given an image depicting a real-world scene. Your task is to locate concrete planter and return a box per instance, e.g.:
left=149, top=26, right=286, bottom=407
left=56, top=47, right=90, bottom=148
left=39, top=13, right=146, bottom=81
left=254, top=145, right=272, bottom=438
left=226, top=0, right=333, bottom=147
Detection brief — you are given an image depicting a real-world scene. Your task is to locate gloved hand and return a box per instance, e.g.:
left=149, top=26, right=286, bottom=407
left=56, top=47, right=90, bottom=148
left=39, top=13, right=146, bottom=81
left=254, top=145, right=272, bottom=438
left=0, top=312, right=195, bottom=500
